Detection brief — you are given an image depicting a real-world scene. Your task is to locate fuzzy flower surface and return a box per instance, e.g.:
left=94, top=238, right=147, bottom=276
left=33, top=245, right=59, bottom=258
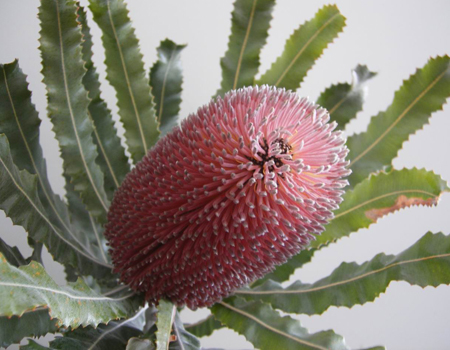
left=105, top=86, right=350, bottom=309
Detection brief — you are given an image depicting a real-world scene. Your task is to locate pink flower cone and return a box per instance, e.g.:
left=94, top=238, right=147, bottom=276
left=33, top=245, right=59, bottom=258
left=105, top=85, right=350, bottom=309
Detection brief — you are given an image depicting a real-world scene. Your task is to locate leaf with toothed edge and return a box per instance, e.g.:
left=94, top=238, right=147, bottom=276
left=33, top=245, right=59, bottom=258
left=150, top=39, right=186, bottom=138
left=38, top=0, right=109, bottom=222
left=0, top=308, right=58, bottom=348
left=0, top=253, right=142, bottom=330
left=257, top=5, right=346, bottom=90
left=236, top=232, right=450, bottom=316
left=156, top=300, right=176, bottom=350
left=312, top=168, right=449, bottom=249
left=0, top=237, right=27, bottom=267
left=347, top=55, right=450, bottom=187
left=317, top=64, right=376, bottom=130
left=77, top=4, right=130, bottom=200
left=184, top=314, right=223, bottom=338
left=216, top=0, right=275, bottom=96
left=0, top=134, right=113, bottom=280
left=212, top=297, right=352, bottom=350
left=88, top=0, right=160, bottom=164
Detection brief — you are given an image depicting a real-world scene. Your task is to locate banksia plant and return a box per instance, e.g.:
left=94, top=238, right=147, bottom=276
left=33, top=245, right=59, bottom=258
left=0, top=1, right=449, bottom=350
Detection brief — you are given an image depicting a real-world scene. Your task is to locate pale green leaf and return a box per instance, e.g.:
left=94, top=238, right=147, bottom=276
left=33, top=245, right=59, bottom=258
left=156, top=300, right=176, bottom=350
left=77, top=4, right=130, bottom=199
left=0, top=254, right=142, bottom=329
left=317, top=64, right=376, bottom=130
left=127, top=338, right=154, bottom=350
left=150, top=39, right=186, bottom=137
left=257, top=5, right=345, bottom=90
left=39, top=0, right=109, bottom=221
left=184, top=315, right=223, bottom=338
left=89, top=0, right=159, bottom=163
left=217, top=0, right=275, bottom=95
left=348, top=55, right=450, bottom=186
left=212, top=297, right=350, bottom=350
left=0, top=134, right=113, bottom=278
left=236, top=232, right=450, bottom=315
left=170, top=313, right=201, bottom=350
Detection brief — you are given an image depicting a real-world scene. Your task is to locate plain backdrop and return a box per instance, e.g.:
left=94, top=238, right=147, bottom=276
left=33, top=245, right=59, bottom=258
left=1, top=0, right=450, bottom=349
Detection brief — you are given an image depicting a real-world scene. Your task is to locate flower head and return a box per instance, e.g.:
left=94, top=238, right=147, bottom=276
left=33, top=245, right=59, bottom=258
left=105, top=86, right=350, bottom=309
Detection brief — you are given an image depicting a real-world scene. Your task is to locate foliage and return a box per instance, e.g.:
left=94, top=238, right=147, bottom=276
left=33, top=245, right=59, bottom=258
left=0, top=0, right=448, bottom=349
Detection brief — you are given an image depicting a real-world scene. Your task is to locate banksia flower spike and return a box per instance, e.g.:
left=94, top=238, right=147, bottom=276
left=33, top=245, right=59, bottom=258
left=105, top=85, right=350, bottom=309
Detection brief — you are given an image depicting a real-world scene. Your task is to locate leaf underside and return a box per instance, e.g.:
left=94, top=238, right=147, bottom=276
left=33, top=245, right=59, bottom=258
left=155, top=300, right=175, bottom=350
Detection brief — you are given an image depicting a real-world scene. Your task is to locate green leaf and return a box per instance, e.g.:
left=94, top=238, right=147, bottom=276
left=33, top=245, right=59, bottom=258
left=184, top=315, right=223, bottom=338
left=236, top=232, right=450, bottom=316
left=150, top=39, right=186, bottom=137
left=217, top=0, right=275, bottom=95
left=252, top=248, right=317, bottom=287
left=127, top=338, right=155, bottom=350
left=0, top=308, right=58, bottom=348
left=0, top=134, right=113, bottom=279
left=38, top=0, right=109, bottom=221
left=0, top=237, right=27, bottom=267
left=317, top=64, right=376, bottom=130
left=0, top=61, right=87, bottom=256
left=89, top=0, right=159, bottom=163
left=0, top=254, right=142, bottom=329
left=257, top=5, right=345, bottom=90
left=170, top=313, right=201, bottom=350
left=348, top=55, right=450, bottom=186
left=212, top=297, right=349, bottom=350
left=77, top=4, right=130, bottom=199
left=21, top=339, right=53, bottom=350
left=313, top=168, right=449, bottom=248
left=156, top=300, right=176, bottom=350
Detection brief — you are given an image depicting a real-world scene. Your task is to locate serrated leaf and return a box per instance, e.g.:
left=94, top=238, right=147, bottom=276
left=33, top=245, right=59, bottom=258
left=0, top=134, right=113, bottom=279
left=156, top=300, right=176, bottom=350
left=184, top=315, right=223, bottom=338
left=212, top=297, right=349, bottom=350
left=257, top=5, right=345, bottom=90
left=236, top=232, right=450, bottom=316
left=348, top=55, right=450, bottom=186
left=0, top=308, right=58, bottom=348
left=217, top=0, right=275, bottom=96
left=39, top=0, right=109, bottom=221
left=89, top=0, right=159, bottom=163
left=0, top=254, right=142, bottom=330
left=170, top=313, right=201, bottom=350
left=312, top=168, right=449, bottom=248
left=317, top=64, right=376, bottom=130
left=0, top=61, right=92, bottom=259
left=49, top=308, right=146, bottom=350
left=77, top=5, right=130, bottom=200
left=150, top=39, right=186, bottom=137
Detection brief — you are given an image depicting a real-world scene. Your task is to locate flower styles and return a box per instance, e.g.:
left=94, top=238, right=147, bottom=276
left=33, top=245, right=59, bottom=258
left=105, top=85, right=350, bottom=309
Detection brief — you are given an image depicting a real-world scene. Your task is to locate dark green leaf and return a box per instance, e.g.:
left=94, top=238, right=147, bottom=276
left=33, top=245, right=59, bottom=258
left=0, top=308, right=58, bottom=348
left=348, top=55, right=450, bottom=186
left=212, top=297, right=349, bottom=350
left=156, top=300, right=175, bottom=350
left=0, top=236, right=27, bottom=267
left=0, top=254, right=142, bottom=329
left=0, top=134, right=113, bottom=279
left=184, top=314, right=223, bottom=338
left=150, top=39, right=186, bottom=137
left=317, top=64, right=376, bottom=130
left=77, top=4, right=130, bottom=199
left=170, top=313, right=201, bottom=350
left=236, top=232, right=450, bottom=315
left=39, top=0, right=109, bottom=221
left=257, top=5, right=345, bottom=90
left=89, top=0, right=159, bottom=163
left=313, top=168, right=449, bottom=248
left=21, top=339, right=53, bottom=350
left=217, top=0, right=275, bottom=95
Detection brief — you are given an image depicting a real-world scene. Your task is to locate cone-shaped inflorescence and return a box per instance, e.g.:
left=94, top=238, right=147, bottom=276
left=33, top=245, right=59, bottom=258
left=105, top=86, right=350, bottom=309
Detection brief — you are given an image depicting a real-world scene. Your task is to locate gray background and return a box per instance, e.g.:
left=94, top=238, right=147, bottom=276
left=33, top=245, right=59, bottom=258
left=1, top=0, right=450, bottom=349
